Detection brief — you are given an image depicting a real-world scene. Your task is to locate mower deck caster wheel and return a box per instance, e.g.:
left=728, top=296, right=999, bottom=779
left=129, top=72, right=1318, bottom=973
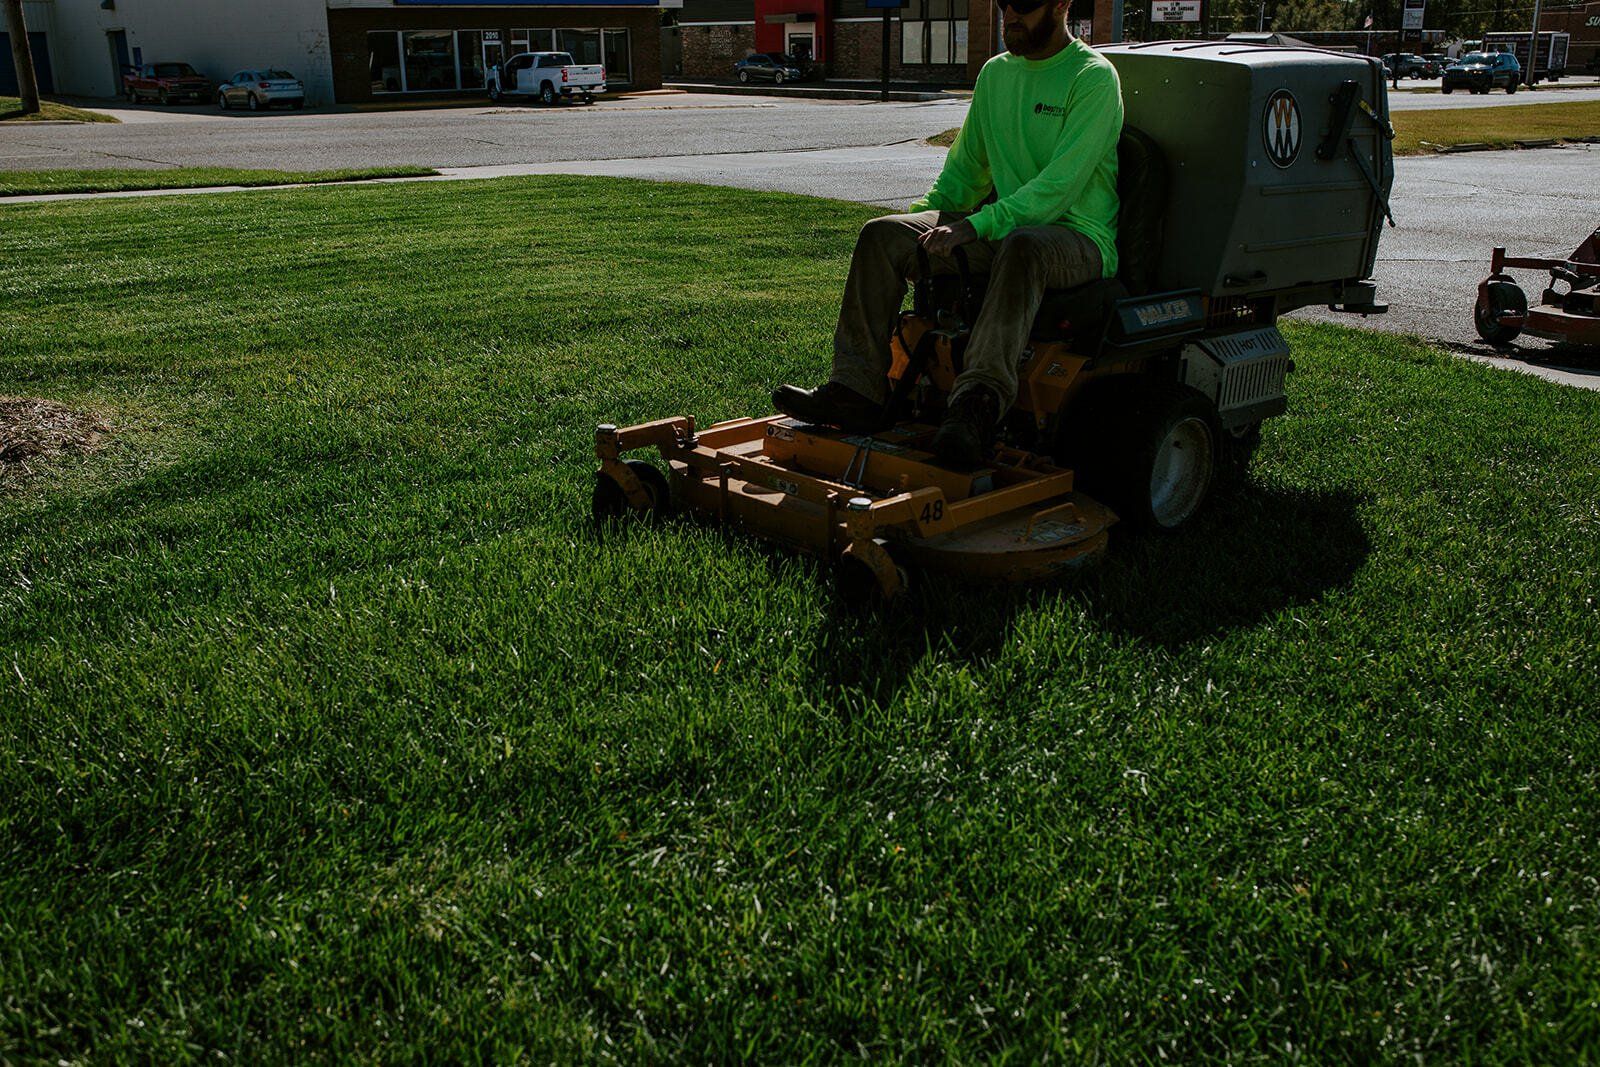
left=834, top=552, right=908, bottom=608
left=1475, top=279, right=1526, bottom=345
left=593, top=460, right=672, bottom=524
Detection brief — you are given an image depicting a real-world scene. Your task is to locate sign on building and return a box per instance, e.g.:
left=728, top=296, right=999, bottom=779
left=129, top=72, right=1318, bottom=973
left=1402, top=0, right=1426, bottom=31
left=1151, top=0, right=1203, bottom=23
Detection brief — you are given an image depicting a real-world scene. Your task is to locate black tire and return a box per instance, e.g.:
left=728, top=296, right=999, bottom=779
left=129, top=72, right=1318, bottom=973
left=248, top=93, right=260, bottom=111
left=539, top=81, right=557, bottom=106
left=1475, top=279, right=1527, bottom=345
left=488, top=82, right=502, bottom=102
left=834, top=553, right=909, bottom=609
left=218, top=91, right=229, bottom=110
left=774, top=70, right=785, bottom=85
left=159, top=88, right=171, bottom=105
left=1057, top=383, right=1220, bottom=532
left=1442, top=85, right=1453, bottom=94
left=593, top=460, right=672, bottom=524
left=1506, top=81, right=1516, bottom=94
left=738, top=70, right=750, bottom=84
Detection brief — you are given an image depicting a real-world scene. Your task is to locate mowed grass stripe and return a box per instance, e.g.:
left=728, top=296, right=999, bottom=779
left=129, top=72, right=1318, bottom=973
left=1, top=177, right=1599, bottom=1062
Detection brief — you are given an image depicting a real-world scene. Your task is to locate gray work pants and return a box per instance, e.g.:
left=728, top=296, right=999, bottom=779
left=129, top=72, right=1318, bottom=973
left=831, top=210, right=1103, bottom=410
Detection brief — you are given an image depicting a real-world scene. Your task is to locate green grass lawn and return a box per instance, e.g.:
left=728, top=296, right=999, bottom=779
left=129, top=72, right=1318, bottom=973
left=0, top=166, right=439, bottom=197
left=928, top=99, right=1600, bottom=154
left=0, top=95, right=118, bottom=122
left=3, top=177, right=1599, bottom=1061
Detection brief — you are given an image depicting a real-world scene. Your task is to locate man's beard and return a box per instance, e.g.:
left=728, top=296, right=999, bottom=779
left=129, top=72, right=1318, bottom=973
left=1003, top=18, right=1057, bottom=55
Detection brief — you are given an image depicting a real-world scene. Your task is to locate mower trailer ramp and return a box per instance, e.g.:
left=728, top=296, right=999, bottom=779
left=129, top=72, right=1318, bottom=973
left=594, top=415, right=1115, bottom=599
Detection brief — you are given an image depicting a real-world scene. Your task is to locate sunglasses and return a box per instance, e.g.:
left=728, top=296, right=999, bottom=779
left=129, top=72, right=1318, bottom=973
left=995, top=0, right=1052, bottom=12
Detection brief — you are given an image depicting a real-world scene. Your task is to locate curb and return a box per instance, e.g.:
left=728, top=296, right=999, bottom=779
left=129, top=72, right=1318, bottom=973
left=665, top=81, right=953, bottom=103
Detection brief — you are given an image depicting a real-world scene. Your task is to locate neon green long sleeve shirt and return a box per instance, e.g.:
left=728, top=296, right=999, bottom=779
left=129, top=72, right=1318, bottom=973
left=911, top=39, right=1124, bottom=277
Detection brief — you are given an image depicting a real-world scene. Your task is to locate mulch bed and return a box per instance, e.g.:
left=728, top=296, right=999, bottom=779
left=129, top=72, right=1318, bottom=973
left=0, top=396, right=109, bottom=476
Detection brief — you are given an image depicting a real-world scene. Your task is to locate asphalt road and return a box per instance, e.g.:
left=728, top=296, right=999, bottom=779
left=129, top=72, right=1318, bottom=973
left=0, top=93, right=970, bottom=172
left=5, top=80, right=1599, bottom=172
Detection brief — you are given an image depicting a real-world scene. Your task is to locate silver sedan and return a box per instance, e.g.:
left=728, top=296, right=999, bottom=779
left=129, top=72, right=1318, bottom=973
left=217, top=69, right=306, bottom=111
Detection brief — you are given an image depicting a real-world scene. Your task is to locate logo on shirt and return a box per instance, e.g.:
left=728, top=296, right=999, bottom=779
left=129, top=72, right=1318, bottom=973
left=1033, top=101, right=1066, bottom=118
left=1262, top=89, right=1301, bottom=168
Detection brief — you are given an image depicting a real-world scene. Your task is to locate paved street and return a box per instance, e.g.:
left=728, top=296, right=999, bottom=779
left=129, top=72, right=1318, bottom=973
left=6, top=79, right=1599, bottom=172
left=5, top=90, right=1595, bottom=387
left=0, top=93, right=969, bottom=172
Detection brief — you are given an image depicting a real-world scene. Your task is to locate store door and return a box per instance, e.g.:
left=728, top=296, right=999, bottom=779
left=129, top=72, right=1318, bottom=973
left=108, top=30, right=130, bottom=93
left=483, top=31, right=504, bottom=79
left=784, top=26, right=814, bottom=64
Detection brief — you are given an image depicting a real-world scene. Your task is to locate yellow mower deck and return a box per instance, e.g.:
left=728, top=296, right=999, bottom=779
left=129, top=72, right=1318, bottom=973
left=595, top=414, right=1115, bottom=598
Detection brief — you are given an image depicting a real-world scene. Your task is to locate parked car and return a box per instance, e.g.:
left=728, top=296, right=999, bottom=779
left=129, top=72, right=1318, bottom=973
left=766, top=52, right=816, bottom=80
left=217, top=69, right=306, bottom=110
left=485, top=52, right=605, bottom=105
left=1419, top=54, right=1450, bottom=77
left=1442, top=51, right=1521, bottom=94
left=734, top=53, right=804, bottom=85
left=1380, top=52, right=1430, bottom=78
left=125, top=62, right=213, bottom=104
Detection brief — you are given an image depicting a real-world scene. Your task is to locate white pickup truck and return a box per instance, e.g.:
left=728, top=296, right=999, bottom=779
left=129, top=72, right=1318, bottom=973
left=486, top=52, right=606, bottom=105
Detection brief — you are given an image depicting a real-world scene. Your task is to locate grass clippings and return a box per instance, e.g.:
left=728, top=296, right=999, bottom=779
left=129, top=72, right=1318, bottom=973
left=0, top=396, right=108, bottom=479
left=0, top=96, right=119, bottom=123
left=2, top=177, right=1599, bottom=1062
left=0, top=166, right=439, bottom=198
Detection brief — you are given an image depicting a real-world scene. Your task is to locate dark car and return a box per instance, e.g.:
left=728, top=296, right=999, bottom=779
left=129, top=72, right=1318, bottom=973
left=1381, top=52, right=1429, bottom=78
left=1419, top=53, right=1450, bottom=77
left=126, top=62, right=213, bottom=104
left=1442, top=51, right=1521, bottom=94
left=734, top=52, right=804, bottom=85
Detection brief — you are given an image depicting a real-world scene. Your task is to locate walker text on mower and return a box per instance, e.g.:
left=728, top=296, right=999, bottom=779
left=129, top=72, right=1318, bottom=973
left=595, top=43, right=1396, bottom=600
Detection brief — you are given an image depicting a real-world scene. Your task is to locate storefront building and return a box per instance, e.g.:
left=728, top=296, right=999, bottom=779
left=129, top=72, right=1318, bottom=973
left=673, top=0, right=1113, bottom=84
left=21, top=0, right=662, bottom=105
left=327, top=0, right=662, bottom=101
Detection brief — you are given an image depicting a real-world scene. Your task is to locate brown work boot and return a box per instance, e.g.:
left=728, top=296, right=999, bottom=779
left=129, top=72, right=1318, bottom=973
left=772, top=381, right=887, bottom=433
left=931, top=387, right=1000, bottom=467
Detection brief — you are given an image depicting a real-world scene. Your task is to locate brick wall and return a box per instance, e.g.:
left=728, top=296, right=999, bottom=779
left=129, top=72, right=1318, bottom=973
left=680, top=23, right=758, bottom=78
left=830, top=20, right=966, bottom=81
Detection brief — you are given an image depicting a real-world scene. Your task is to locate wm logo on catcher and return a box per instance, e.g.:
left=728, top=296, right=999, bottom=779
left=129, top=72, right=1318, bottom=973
left=1262, top=89, right=1301, bottom=168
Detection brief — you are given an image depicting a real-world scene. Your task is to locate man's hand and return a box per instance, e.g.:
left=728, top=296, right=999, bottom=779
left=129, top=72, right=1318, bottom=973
left=918, top=219, right=979, bottom=258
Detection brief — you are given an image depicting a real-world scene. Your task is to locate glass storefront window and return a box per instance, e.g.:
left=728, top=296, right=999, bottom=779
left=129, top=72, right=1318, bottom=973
left=369, top=31, right=402, bottom=93
left=517, top=29, right=555, bottom=52
left=458, top=30, right=485, bottom=88
left=404, top=30, right=457, bottom=92
left=557, top=29, right=602, bottom=65
left=603, top=29, right=630, bottom=80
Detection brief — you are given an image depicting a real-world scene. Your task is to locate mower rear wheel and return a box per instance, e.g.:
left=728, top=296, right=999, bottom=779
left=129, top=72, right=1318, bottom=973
left=1475, top=279, right=1527, bottom=345
left=1059, top=384, right=1219, bottom=532
left=593, top=460, right=672, bottom=524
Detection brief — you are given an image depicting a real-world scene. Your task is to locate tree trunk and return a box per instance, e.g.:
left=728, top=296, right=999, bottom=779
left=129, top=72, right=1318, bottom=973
left=3, top=0, right=40, bottom=115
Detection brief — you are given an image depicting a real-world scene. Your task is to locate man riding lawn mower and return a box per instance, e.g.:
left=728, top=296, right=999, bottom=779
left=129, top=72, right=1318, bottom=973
left=595, top=23, right=1396, bottom=601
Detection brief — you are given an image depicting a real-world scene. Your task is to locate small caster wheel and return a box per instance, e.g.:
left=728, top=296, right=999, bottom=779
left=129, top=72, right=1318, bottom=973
left=1475, top=279, right=1526, bottom=345
left=593, top=460, right=672, bottom=524
left=834, top=549, right=908, bottom=608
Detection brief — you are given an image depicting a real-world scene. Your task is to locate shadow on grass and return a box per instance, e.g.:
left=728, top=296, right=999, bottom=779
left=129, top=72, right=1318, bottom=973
left=808, top=483, right=1371, bottom=707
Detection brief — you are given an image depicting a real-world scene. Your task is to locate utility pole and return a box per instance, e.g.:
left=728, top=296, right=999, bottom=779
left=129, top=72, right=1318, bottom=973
left=1524, top=0, right=1543, bottom=87
left=3, top=0, right=40, bottom=115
